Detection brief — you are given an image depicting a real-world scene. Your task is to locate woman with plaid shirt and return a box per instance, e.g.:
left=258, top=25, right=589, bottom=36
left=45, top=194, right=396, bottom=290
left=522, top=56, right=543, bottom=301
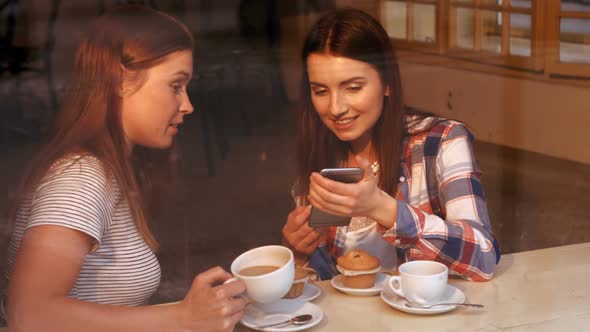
left=282, top=8, right=500, bottom=282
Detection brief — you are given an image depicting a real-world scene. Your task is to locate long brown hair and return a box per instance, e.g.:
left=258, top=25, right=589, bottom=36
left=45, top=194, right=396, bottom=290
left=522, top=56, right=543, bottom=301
left=12, top=6, right=194, bottom=251
left=295, top=8, right=405, bottom=199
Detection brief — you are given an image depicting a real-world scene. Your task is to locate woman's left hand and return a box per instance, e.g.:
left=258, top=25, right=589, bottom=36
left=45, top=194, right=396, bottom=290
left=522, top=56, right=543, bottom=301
left=308, top=156, right=385, bottom=220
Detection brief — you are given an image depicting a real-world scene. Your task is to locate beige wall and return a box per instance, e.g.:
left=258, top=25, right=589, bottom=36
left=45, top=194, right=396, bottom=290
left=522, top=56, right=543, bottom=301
left=399, top=62, right=590, bottom=165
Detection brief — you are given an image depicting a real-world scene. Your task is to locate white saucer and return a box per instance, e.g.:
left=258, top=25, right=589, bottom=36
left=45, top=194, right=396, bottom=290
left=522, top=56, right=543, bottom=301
left=241, top=300, right=323, bottom=331
left=330, top=272, right=389, bottom=296
left=380, top=284, right=466, bottom=315
left=284, top=282, right=321, bottom=302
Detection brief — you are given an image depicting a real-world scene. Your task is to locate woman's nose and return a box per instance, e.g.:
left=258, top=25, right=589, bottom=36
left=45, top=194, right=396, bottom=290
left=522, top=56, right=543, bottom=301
left=330, top=92, right=348, bottom=117
left=181, top=93, right=194, bottom=114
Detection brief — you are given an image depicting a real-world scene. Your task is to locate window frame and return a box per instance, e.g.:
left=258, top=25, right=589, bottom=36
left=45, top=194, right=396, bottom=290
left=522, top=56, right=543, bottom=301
left=381, top=0, right=590, bottom=80
left=545, top=0, right=590, bottom=78
left=446, top=0, right=544, bottom=72
left=380, top=0, right=444, bottom=53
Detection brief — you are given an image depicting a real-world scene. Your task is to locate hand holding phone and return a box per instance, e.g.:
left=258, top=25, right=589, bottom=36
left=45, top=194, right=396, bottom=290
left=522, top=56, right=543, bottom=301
left=308, top=167, right=364, bottom=227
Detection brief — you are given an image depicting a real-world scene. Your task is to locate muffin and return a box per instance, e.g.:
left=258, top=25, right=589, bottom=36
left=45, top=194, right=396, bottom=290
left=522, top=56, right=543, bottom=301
left=336, top=249, right=381, bottom=289
left=283, top=264, right=311, bottom=299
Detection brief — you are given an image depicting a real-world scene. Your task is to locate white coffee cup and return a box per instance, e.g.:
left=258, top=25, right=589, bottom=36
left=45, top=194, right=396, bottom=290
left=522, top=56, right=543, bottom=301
left=388, top=260, right=448, bottom=305
left=227, top=245, right=294, bottom=303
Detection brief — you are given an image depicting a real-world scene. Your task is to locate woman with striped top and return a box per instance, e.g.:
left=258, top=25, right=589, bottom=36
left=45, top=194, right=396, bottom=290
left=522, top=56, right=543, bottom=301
left=1, top=6, right=246, bottom=332
left=282, top=9, right=500, bottom=282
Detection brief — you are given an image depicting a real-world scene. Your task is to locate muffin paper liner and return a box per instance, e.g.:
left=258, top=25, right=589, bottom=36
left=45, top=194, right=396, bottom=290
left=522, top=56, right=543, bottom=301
left=336, top=265, right=381, bottom=276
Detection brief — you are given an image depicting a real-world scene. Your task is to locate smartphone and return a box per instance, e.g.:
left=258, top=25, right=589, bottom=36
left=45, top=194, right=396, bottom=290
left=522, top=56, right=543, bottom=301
left=319, top=168, right=364, bottom=184
left=308, top=167, right=364, bottom=227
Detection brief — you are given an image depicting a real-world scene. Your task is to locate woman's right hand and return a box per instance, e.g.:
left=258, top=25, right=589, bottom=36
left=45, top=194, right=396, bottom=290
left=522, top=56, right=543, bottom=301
left=282, top=205, right=321, bottom=257
left=179, top=266, right=247, bottom=332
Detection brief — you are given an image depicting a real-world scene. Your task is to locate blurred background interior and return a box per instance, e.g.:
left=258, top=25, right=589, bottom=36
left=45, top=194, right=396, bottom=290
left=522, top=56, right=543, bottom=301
left=1, top=0, right=589, bottom=303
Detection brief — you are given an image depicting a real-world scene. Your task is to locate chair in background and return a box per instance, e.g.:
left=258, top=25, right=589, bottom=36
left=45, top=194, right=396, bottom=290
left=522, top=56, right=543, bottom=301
left=0, top=0, right=60, bottom=140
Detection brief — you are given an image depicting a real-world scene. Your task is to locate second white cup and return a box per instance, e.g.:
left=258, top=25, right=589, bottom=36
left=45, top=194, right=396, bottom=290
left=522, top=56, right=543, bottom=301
left=389, top=260, right=448, bottom=305
left=228, top=245, right=294, bottom=303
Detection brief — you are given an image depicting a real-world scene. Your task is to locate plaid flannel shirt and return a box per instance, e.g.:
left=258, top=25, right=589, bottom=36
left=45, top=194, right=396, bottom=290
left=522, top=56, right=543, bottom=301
left=308, top=117, right=500, bottom=282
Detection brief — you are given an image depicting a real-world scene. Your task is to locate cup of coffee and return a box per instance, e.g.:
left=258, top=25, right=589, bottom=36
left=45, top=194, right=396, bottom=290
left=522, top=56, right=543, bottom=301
left=388, top=260, right=448, bottom=305
left=228, top=245, right=294, bottom=303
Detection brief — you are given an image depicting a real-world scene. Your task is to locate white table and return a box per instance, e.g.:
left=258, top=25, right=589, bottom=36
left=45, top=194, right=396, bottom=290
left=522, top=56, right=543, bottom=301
left=238, top=242, right=590, bottom=331
left=3, top=243, right=588, bottom=332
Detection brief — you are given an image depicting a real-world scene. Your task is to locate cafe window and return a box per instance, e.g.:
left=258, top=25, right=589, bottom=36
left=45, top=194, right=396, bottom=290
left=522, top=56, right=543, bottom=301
left=382, top=0, right=441, bottom=51
left=382, top=0, right=590, bottom=79
left=546, top=0, right=590, bottom=77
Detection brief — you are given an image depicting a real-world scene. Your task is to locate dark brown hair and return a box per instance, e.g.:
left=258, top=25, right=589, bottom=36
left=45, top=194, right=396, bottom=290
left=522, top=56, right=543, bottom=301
left=295, top=8, right=405, bottom=199
left=12, top=6, right=194, bottom=251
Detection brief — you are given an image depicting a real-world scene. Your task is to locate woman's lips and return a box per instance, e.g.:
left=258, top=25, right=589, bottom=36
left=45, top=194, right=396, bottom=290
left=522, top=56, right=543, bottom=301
left=333, top=115, right=358, bottom=130
left=168, top=124, right=179, bottom=134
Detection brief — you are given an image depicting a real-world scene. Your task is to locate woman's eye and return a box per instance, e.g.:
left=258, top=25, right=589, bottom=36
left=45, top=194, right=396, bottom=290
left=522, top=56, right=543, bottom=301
left=347, top=85, right=362, bottom=93
left=312, top=89, right=328, bottom=96
left=171, top=84, right=182, bottom=94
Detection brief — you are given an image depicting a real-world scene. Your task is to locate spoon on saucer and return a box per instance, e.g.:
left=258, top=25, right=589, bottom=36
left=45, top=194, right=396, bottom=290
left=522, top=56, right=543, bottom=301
left=254, top=314, right=313, bottom=329
left=405, top=302, right=484, bottom=309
